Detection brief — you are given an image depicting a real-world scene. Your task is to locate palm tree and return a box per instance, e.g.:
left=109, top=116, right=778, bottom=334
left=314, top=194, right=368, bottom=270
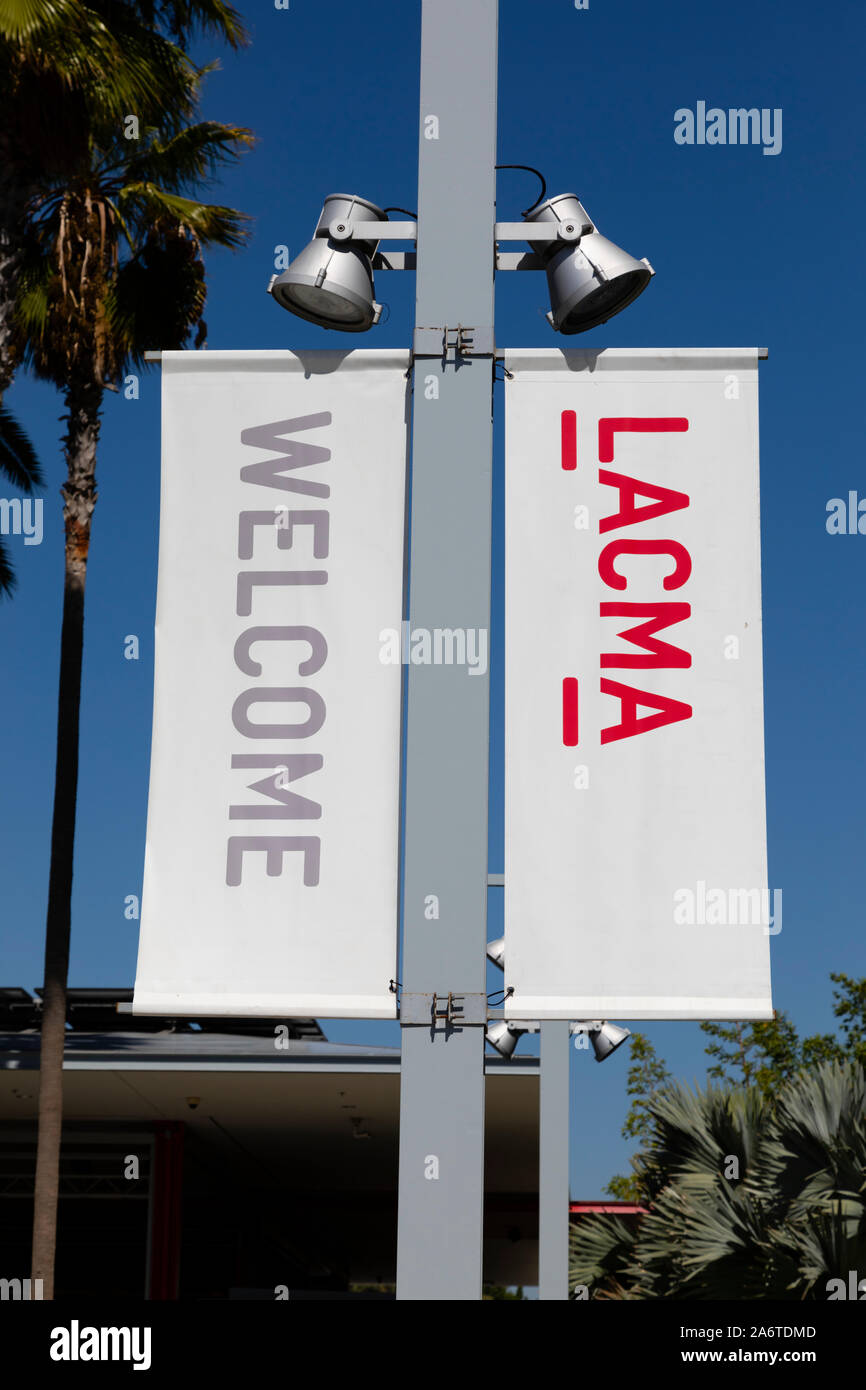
left=13, top=102, right=252, bottom=1296
left=569, top=1061, right=866, bottom=1299
left=0, top=0, right=245, bottom=592
left=0, top=0, right=231, bottom=401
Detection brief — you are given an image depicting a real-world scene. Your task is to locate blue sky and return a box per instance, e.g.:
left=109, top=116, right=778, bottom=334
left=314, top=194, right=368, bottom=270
left=2, top=0, right=864, bottom=1199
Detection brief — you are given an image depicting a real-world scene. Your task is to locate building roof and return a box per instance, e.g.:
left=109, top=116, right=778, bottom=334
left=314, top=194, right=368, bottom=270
left=0, top=986, right=539, bottom=1075
left=0, top=987, right=325, bottom=1041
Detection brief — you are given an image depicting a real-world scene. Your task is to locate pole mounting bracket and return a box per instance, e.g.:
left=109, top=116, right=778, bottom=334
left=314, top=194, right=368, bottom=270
left=412, top=324, right=495, bottom=360
left=400, top=992, right=488, bottom=1027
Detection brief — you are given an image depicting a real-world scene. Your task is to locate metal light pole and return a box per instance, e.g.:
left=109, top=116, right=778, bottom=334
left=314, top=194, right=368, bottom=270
left=395, top=0, right=498, bottom=1301
left=539, top=1021, right=571, bottom=1299
left=263, top=0, right=651, bottom=1302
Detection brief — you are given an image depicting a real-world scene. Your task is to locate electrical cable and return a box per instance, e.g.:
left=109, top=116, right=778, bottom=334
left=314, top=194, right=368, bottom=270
left=495, top=164, right=547, bottom=216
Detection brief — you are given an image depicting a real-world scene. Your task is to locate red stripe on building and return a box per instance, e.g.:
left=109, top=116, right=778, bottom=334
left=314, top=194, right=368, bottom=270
left=570, top=1201, right=647, bottom=1215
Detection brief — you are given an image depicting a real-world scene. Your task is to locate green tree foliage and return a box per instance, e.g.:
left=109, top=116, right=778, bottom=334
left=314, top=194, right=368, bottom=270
left=700, top=1013, right=803, bottom=1094
left=701, top=975, right=866, bottom=1092
left=606, top=1032, right=670, bottom=1201
left=0, top=0, right=247, bottom=593
left=571, top=1061, right=866, bottom=1299
left=621, top=1033, right=672, bottom=1140
left=604, top=974, right=866, bottom=1203
left=828, top=972, right=866, bottom=1062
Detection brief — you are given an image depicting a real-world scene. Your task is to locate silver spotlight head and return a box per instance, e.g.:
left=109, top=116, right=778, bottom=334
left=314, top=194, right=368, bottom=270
left=523, top=193, right=653, bottom=335
left=269, top=193, right=384, bottom=331
left=589, top=1020, right=631, bottom=1063
left=486, top=936, right=505, bottom=970
left=486, top=1019, right=526, bottom=1059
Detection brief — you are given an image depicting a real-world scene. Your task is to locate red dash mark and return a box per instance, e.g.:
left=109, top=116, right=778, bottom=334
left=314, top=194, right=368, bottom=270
left=561, top=410, right=577, bottom=470
left=562, top=678, right=579, bottom=746
left=598, top=417, right=689, bottom=464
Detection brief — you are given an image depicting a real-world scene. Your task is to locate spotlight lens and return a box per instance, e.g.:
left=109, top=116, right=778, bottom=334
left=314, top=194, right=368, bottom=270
left=281, top=283, right=367, bottom=326
left=560, top=269, right=650, bottom=334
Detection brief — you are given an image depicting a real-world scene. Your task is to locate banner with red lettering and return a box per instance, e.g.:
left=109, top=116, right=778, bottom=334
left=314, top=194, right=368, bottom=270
left=133, top=351, right=408, bottom=1019
left=504, top=349, right=772, bottom=1020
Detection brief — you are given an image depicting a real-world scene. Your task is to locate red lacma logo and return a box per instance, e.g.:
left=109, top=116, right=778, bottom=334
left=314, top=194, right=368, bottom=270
left=562, top=415, right=693, bottom=747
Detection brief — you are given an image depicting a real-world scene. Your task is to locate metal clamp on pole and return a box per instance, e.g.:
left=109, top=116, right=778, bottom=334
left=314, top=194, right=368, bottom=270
left=412, top=323, right=495, bottom=358
left=400, top=992, right=488, bottom=1026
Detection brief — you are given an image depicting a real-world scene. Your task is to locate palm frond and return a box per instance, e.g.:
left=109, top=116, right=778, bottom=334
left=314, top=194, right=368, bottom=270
left=768, top=1203, right=866, bottom=1297
left=0, top=406, right=44, bottom=490
left=107, top=230, right=206, bottom=360
left=144, top=0, right=248, bottom=49
left=638, top=1080, right=766, bottom=1203
left=597, top=1060, right=866, bottom=1300
left=754, top=1061, right=866, bottom=1221
left=117, top=183, right=251, bottom=248
left=122, top=121, right=255, bottom=192
left=0, top=0, right=74, bottom=41
left=0, top=1, right=194, bottom=110
left=0, top=536, right=16, bottom=597
left=76, top=12, right=200, bottom=130
left=568, top=1214, right=637, bottom=1298
left=10, top=245, right=55, bottom=368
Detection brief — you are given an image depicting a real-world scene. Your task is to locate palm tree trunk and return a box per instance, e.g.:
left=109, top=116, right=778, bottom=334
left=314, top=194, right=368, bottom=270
left=31, top=379, right=101, bottom=1298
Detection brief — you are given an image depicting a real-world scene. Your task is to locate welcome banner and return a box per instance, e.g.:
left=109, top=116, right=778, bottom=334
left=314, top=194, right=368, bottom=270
left=134, top=350, right=409, bottom=1019
left=504, top=349, right=772, bottom=1020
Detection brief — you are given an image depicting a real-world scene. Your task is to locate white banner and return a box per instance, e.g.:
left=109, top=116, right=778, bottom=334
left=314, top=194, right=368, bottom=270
left=134, top=350, right=408, bottom=1019
left=504, top=349, right=772, bottom=1020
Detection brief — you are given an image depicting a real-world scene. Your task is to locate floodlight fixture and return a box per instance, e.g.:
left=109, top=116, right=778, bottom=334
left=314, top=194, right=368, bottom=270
left=269, top=193, right=386, bottom=332
left=486, top=936, right=505, bottom=970
left=523, top=192, right=653, bottom=334
left=486, top=1018, right=536, bottom=1058
left=570, top=1019, right=631, bottom=1062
